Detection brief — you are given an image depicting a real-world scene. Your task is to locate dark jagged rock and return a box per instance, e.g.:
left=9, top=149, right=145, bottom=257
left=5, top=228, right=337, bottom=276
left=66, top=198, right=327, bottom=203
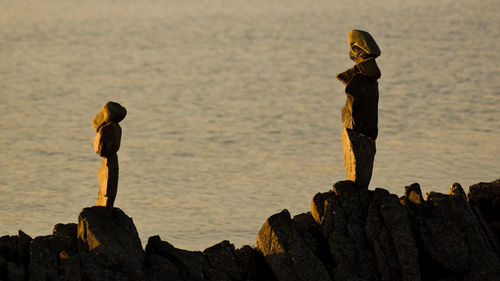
left=3, top=179, right=500, bottom=281
left=145, top=253, right=183, bottom=281
left=203, top=240, right=241, bottom=281
left=256, top=209, right=332, bottom=281
left=235, top=245, right=276, bottom=281
left=17, top=230, right=31, bottom=265
left=402, top=184, right=500, bottom=281
left=145, top=235, right=277, bottom=281
left=401, top=183, right=424, bottom=205
left=78, top=206, right=144, bottom=281
left=29, top=234, right=74, bottom=281
left=53, top=223, right=78, bottom=251
left=365, top=189, right=402, bottom=281
left=145, top=235, right=206, bottom=281
left=369, top=189, right=420, bottom=281
left=468, top=179, right=500, bottom=252
left=317, top=180, right=378, bottom=281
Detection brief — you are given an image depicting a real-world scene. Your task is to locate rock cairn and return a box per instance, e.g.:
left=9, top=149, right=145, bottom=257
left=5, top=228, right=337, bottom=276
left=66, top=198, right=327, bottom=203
left=336, top=30, right=381, bottom=188
left=92, top=101, right=127, bottom=209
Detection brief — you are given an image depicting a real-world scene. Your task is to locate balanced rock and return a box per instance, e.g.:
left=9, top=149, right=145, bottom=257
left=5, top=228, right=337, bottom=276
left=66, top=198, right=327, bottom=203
left=96, top=154, right=119, bottom=208
left=92, top=101, right=127, bottom=132
left=341, top=128, right=376, bottom=189
left=77, top=206, right=144, bottom=281
left=93, top=122, right=122, bottom=157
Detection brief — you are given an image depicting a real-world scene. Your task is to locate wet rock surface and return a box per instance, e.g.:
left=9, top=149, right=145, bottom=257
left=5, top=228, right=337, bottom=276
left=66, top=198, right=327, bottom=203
left=1, top=179, right=500, bottom=281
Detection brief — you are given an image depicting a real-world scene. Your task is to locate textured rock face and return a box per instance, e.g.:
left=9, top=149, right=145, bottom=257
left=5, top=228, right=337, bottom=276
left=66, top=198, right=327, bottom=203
left=468, top=179, right=500, bottom=252
left=341, top=127, right=376, bottom=188
left=77, top=206, right=144, bottom=281
left=29, top=234, right=76, bottom=281
left=145, top=235, right=276, bottom=281
left=2, top=179, right=500, bottom=281
left=256, top=209, right=332, bottom=281
left=401, top=181, right=500, bottom=281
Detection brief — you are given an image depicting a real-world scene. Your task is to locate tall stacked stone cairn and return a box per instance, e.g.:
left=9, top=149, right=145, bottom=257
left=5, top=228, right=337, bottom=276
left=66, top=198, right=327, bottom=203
left=2, top=179, right=499, bottom=280
left=92, top=101, right=127, bottom=209
left=337, top=29, right=381, bottom=189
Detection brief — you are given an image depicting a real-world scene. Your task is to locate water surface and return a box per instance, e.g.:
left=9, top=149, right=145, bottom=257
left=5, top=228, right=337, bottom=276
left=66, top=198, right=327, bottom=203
left=1, top=0, right=499, bottom=250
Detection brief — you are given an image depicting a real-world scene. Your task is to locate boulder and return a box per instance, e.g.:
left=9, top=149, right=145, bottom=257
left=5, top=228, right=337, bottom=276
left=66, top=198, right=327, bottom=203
left=78, top=206, right=144, bottom=281
left=401, top=183, right=424, bottom=205
left=467, top=179, right=500, bottom=219
left=92, top=102, right=127, bottom=132
left=256, top=209, right=332, bottom=281
left=378, top=191, right=420, bottom=281
left=341, top=128, right=376, bottom=188
left=365, top=189, right=402, bottom=281
left=59, top=250, right=81, bottom=281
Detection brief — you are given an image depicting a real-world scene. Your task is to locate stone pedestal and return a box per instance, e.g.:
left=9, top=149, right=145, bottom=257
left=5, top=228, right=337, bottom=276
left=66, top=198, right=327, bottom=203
left=97, top=154, right=119, bottom=208
left=341, top=127, right=376, bottom=188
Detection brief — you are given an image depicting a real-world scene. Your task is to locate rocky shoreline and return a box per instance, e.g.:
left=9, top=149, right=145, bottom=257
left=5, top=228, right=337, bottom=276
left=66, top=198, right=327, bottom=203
left=1, top=179, right=499, bottom=281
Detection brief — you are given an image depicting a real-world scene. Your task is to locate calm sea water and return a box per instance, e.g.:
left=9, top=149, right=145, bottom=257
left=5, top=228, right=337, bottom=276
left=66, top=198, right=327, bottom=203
left=1, top=0, right=499, bottom=250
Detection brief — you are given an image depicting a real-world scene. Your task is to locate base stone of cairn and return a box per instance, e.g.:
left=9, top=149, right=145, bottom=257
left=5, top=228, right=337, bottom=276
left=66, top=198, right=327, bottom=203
left=341, top=127, right=376, bottom=189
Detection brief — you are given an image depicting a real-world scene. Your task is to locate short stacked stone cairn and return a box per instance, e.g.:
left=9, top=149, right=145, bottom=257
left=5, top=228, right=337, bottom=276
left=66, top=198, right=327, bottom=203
left=92, top=101, right=127, bottom=209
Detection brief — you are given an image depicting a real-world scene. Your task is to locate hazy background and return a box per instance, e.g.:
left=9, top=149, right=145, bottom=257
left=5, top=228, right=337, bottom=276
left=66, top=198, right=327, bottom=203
left=1, top=0, right=499, bottom=250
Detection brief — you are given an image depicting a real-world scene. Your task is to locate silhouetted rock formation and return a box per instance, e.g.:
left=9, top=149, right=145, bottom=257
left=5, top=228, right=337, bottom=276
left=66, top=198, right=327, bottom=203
left=92, top=101, right=127, bottom=209
left=337, top=30, right=381, bottom=189
left=1, top=179, right=500, bottom=281
left=78, top=206, right=144, bottom=281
